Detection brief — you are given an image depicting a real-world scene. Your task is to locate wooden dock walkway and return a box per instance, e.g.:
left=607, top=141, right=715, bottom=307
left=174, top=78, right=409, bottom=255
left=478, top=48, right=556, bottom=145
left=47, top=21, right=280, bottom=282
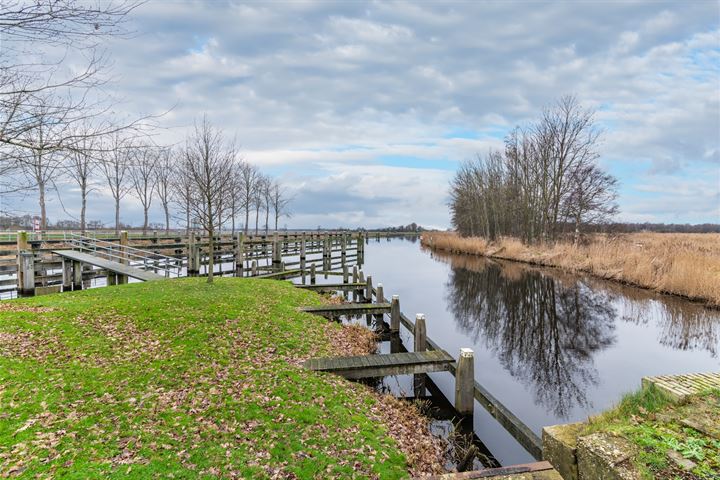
left=642, top=372, right=720, bottom=402
left=304, top=350, right=455, bottom=379
left=52, top=250, right=164, bottom=282
left=296, top=283, right=365, bottom=292
left=299, top=302, right=391, bottom=317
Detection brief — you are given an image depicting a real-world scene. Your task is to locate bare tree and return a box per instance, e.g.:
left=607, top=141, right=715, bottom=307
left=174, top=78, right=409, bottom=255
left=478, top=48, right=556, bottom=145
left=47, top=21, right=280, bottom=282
left=253, top=174, right=267, bottom=234
left=65, top=123, right=99, bottom=233
left=99, top=134, right=132, bottom=235
left=154, top=147, right=174, bottom=233
left=563, top=164, right=619, bottom=244
left=129, top=145, right=157, bottom=235
left=262, top=177, right=272, bottom=234
left=271, top=180, right=292, bottom=231
left=238, top=162, right=258, bottom=235
left=177, top=117, right=237, bottom=283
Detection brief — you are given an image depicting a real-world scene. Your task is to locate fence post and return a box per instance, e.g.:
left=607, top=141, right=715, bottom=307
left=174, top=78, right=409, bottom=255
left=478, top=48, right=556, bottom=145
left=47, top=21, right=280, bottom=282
left=272, top=240, right=282, bottom=272
left=365, top=275, right=373, bottom=303
left=310, top=263, right=316, bottom=285
left=118, top=230, right=129, bottom=284
left=390, top=295, right=400, bottom=333
left=251, top=260, right=257, bottom=276
left=300, top=232, right=306, bottom=272
left=414, top=313, right=427, bottom=396
left=455, top=348, right=475, bottom=417
left=235, top=233, right=244, bottom=276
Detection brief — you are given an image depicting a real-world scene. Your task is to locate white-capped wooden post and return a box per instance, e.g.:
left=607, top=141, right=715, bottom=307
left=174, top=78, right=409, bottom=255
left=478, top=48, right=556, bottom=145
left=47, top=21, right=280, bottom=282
left=390, top=295, right=400, bottom=333
left=235, top=233, right=244, bottom=276
left=455, top=348, right=475, bottom=417
left=376, top=283, right=384, bottom=303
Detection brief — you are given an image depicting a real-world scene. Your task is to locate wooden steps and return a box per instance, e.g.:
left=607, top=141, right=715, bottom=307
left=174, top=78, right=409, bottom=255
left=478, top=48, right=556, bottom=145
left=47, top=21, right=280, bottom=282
left=52, top=250, right=164, bottom=282
left=304, top=350, right=455, bottom=379
left=642, top=372, right=720, bottom=402
left=299, top=302, right=391, bottom=317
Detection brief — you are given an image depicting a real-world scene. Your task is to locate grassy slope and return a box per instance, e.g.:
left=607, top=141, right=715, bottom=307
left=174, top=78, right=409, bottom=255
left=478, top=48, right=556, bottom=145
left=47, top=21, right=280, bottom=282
left=584, top=387, right=720, bottom=479
left=0, top=278, right=410, bottom=478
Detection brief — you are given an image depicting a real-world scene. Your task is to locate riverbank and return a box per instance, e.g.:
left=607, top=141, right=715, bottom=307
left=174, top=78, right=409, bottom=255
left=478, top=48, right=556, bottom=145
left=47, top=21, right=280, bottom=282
left=420, top=232, right=720, bottom=307
left=544, top=384, right=720, bottom=479
left=0, top=278, right=445, bottom=478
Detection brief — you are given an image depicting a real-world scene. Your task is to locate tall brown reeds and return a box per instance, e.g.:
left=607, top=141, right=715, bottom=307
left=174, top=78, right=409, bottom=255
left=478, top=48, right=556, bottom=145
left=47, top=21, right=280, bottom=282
left=421, top=232, right=720, bottom=307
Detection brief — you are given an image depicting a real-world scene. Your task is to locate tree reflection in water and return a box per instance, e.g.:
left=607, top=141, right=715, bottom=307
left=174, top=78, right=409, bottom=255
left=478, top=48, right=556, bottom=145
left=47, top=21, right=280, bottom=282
left=440, top=253, right=617, bottom=419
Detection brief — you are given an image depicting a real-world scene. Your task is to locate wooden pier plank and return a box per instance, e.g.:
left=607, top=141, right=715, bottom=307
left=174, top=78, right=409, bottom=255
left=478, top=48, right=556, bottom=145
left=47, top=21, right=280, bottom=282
left=299, top=303, right=392, bottom=317
left=304, top=350, right=455, bottom=379
left=52, top=250, right=164, bottom=282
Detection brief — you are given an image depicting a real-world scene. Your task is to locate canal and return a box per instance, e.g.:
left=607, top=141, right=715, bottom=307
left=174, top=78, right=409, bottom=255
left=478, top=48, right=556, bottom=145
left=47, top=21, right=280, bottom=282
left=361, top=236, right=720, bottom=465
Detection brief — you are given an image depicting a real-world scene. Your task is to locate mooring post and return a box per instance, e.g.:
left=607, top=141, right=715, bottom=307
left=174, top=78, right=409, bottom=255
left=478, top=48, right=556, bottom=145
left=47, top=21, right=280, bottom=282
left=72, top=260, right=83, bottom=290
left=343, top=264, right=349, bottom=284
left=365, top=275, right=373, bottom=303
left=357, top=271, right=365, bottom=302
left=310, top=263, right=316, bottom=285
left=272, top=240, right=281, bottom=271
left=152, top=230, right=158, bottom=244
left=352, top=265, right=358, bottom=301
left=61, top=258, right=72, bottom=292
left=300, top=232, right=306, bottom=272
left=414, top=314, right=426, bottom=352
left=413, top=312, right=428, bottom=396
left=455, top=348, right=475, bottom=417
left=390, top=295, right=400, bottom=333
left=341, top=234, right=347, bottom=267
left=251, top=260, right=257, bottom=276
left=106, top=271, right=117, bottom=286
left=118, top=230, right=129, bottom=284
left=235, top=233, right=244, bottom=277
left=17, top=250, right=35, bottom=296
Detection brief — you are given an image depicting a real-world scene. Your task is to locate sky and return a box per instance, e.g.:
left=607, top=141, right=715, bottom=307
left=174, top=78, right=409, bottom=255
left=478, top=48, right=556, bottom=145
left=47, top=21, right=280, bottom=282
left=6, top=0, right=720, bottom=229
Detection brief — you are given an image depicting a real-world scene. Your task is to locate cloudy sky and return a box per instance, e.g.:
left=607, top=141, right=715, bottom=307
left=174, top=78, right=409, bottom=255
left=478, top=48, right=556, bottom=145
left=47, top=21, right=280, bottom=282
left=8, top=0, right=720, bottom=228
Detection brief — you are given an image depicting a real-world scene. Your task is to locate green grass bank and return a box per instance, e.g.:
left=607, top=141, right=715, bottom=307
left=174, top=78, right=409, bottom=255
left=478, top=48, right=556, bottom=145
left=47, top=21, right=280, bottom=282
left=0, top=278, right=443, bottom=478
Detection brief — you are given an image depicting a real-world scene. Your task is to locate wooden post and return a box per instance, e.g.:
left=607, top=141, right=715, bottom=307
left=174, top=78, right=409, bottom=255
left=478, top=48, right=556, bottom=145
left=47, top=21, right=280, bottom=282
left=17, top=251, right=35, bottom=296
left=341, top=234, right=346, bottom=267
left=272, top=240, right=282, bottom=271
left=310, top=263, right=316, bottom=285
left=357, top=271, right=365, bottom=302
left=72, top=260, right=83, bottom=290
left=106, top=271, right=117, bottom=286
left=152, top=230, right=158, bottom=244
left=414, top=314, right=426, bottom=352
left=17, top=230, right=28, bottom=251
left=376, top=283, right=384, bottom=303
left=300, top=233, right=306, bottom=272
left=235, top=234, right=244, bottom=276
left=414, top=313, right=428, bottom=396
left=118, top=230, right=129, bottom=284
left=455, top=348, right=475, bottom=417
left=251, top=260, right=257, bottom=276
left=390, top=295, right=400, bottom=333
left=61, top=258, right=72, bottom=292
left=352, top=266, right=358, bottom=302
left=365, top=275, right=373, bottom=303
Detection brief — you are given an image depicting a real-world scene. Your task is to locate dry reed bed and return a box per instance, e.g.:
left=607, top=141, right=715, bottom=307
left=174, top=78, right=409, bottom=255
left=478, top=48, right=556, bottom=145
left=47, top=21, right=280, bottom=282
left=421, top=232, right=720, bottom=307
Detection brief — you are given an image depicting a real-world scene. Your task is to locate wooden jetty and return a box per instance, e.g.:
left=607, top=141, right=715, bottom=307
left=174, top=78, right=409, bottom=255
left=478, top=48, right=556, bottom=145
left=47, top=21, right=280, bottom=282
left=296, top=282, right=366, bottom=292
left=416, top=461, right=560, bottom=479
left=299, top=302, right=391, bottom=317
left=304, top=350, right=455, bottom=379
left=53, top=250, right=164, bottom=282
left=642, top=372, right=720, bottom=403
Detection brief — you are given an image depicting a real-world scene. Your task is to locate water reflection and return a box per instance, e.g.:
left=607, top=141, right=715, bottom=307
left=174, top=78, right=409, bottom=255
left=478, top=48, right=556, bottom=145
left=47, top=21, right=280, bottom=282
left=439, top=253, right=616, bottom=418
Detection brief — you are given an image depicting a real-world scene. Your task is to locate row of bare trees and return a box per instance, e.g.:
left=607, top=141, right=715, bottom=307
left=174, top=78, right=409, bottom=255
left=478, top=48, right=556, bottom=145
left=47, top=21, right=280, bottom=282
left=0, top=2, right=292, bottom=236
left=450, top=96, right=618, bottom=244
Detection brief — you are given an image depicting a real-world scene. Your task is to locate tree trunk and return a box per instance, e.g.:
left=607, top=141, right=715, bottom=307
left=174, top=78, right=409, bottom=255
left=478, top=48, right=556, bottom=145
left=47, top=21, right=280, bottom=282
left=264, top=207, right=269, bottom=234
left=244, top=207, right=249, bottom=235
left=80, top=183, right=87, bottom=234
left=142, top=207, right=149, bottom=235
left=164, top=204, right=170, bottom=233
left=39, top=181, right=47, bottom=231
left=207, top=226, right=214, bottom=283
left=254, top=205, right=260, bottom=234
left=115, top=197, right=120, bottom=235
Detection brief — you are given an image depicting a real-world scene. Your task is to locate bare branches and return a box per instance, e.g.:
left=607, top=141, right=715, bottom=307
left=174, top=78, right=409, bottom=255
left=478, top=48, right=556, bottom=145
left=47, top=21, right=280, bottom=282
left=450, top=96, right=618, bottom=243
left=129, top=145, right=158, bottom=235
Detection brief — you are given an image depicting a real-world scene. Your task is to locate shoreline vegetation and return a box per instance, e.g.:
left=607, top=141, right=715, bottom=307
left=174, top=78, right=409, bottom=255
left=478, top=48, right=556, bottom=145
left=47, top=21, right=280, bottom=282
left=0, top=278, right=445, bottom=478
left=420, top=231, right=720, bottom=308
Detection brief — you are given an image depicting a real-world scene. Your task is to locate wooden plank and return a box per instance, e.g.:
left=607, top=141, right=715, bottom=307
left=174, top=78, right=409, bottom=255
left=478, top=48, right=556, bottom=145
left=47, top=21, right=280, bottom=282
left=52, top=250, right=164, bottom=281
left=299, top=303, right=392, bottom=317
left=304, top=351, right=455, bottom=379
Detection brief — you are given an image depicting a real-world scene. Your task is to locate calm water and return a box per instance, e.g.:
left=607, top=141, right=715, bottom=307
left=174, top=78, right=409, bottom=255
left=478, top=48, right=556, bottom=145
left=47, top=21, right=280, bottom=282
left=361, top=236, right=720, bottom=465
